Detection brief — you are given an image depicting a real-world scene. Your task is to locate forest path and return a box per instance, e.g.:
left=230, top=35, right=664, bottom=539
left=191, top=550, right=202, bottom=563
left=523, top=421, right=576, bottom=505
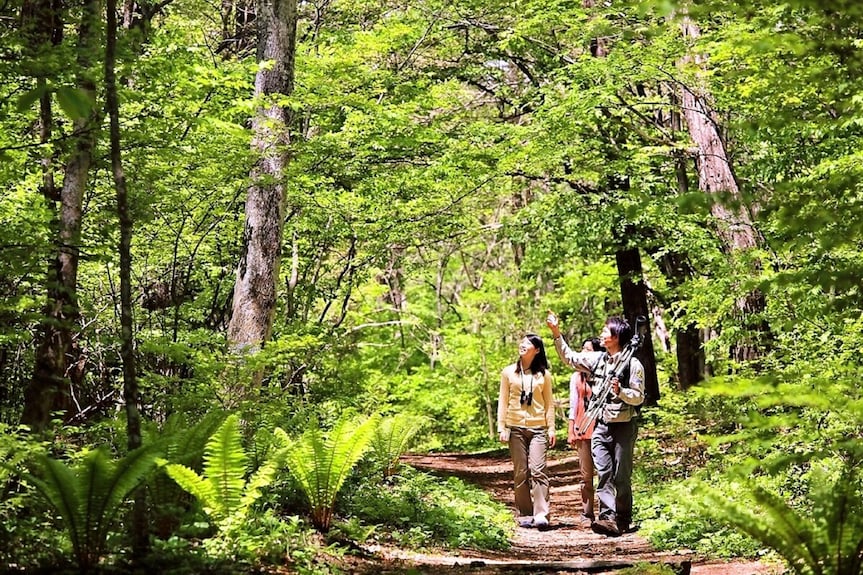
left=353, top=450, right=780, bottom=574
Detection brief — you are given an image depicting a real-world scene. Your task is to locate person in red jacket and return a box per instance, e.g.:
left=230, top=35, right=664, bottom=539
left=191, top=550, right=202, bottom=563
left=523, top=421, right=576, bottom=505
left=568, top=337, right=603, bottom=526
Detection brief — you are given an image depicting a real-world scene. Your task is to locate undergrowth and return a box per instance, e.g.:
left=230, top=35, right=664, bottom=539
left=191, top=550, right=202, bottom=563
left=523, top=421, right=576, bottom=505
left=337, top=465, right=512, bottom=550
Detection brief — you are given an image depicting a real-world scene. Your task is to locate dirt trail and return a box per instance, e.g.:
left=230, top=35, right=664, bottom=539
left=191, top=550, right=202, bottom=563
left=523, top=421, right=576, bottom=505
left=355, top=451, right=781, bottom=574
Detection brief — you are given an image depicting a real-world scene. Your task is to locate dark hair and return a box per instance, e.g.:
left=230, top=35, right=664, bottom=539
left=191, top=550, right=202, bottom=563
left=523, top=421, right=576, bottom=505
left=605, top=317, right=632, bottom=345
left=584, top=337, right=603, bottom=352
left=517, top=333, right=549, bottom=375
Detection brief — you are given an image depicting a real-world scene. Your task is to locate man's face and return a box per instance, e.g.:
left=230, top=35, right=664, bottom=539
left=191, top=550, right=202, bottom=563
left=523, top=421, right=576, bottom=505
left=600, top=326, right=617, bottom=350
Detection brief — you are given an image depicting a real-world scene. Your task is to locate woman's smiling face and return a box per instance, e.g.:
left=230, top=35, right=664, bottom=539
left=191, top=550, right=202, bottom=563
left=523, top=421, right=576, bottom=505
left=519, top=337, right=537, bottom=363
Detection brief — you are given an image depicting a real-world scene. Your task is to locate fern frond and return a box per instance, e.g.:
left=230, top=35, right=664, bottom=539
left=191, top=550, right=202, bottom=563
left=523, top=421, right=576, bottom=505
left=325, top=414, right=379, bottom=498
left=700, top=485, right=813, bottom=575
left=26, top=455, right=84, bottom=561
left=172, top=411, right=228, bottom=468
left=750, top=485, right=821, bottom=574
left=165, top=463, right=219, bottom=518
left=25, top=446, right=158, bottom=571
left=283, top=414, right=379, bottom=531
left=237, top=460, right=279, bottom=518
left=202, top=414, right=247, bottom=518
left=370, top=414, right=424, bottom=477
left=700, top=460, right=863, bottom=575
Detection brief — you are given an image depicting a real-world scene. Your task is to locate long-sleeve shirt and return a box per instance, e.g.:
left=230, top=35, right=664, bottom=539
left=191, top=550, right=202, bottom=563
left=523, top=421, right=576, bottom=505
left=569, top=371, right=594, bottom=440
left=497, top=364, right=556, bottom=437
left=553, top=336, right=644, bottom=423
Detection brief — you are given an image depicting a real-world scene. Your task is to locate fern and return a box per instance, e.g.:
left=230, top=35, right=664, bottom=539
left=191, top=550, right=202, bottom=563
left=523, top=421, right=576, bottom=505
left=24, top=445, right=159, bottom=572
left=369, top=414, right=425, bottom=478
left=698, top=458, right=863, bottom=575
left=283, top=413, right=380, bottom=531
left=164, top=415, right=286, bottom=530
left=143, top=411, right=227, bottom=537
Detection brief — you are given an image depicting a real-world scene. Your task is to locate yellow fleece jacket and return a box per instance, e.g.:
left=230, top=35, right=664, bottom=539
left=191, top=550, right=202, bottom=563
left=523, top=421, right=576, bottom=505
left=497, top=363, right=555, bottom=437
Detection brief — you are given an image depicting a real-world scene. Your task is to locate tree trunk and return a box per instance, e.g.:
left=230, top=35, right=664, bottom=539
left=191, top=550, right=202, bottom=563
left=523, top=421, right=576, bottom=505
left=106, top=0, right=147, bottom=557
left=21, top=0, right=100, bottom=432
left=680, top=17, right=768, bottom=362
left=615, top=247, right=659, bottom=406
left=658, top=250, right=705, bottom=389
left=227, top=0, right=298, bottom=357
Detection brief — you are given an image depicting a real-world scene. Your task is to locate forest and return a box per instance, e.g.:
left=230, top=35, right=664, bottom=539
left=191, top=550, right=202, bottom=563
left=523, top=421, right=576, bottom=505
left=1, top=0, right=862, bottom=572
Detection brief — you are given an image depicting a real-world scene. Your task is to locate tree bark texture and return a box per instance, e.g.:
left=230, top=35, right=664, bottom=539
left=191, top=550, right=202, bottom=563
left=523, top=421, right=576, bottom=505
left=680, top=17, right=768, bottom=362
left=21, top=0, right=101, bottom=431
left=228, top=0, right=298, bottom=353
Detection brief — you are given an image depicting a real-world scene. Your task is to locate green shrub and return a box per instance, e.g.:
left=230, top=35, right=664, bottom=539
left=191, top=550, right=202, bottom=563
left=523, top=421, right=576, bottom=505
left=638, top=480, right=763, bottom=558
left=340, top=466, right=512, bottom=550
left=369, top=414, right=426, bottom=479
left=697, top=454, right=863, bottom=575
left=164, top=414, right=287, bottom=539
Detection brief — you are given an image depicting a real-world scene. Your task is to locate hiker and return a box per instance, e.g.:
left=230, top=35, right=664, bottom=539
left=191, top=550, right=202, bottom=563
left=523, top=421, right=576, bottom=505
left=568, top=337, right=603, bottom=526
left=546, top=312, right=644, bottom=536
left=497, top=333, right=556, bottom=530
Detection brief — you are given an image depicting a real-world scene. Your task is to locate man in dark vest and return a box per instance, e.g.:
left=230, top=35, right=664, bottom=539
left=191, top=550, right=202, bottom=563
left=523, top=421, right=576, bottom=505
left=547, top=313, right=644, bottom=536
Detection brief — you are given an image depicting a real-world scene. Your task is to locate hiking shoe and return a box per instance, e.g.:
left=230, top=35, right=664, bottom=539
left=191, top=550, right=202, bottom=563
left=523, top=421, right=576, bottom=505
left=618, top=521, right=639, bottom=534
left=591, top=518, right=621, bottom=537
left=517, top=517, right=534, bottom=528
left=534, top=515, right=550, bottom=531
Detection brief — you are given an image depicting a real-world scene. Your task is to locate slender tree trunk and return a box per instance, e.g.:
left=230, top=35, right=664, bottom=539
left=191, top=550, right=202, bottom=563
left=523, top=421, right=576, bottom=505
left=106, top=0, right=147, bottom=557
left=227, top=0, right=298, bottom=358
left=680, top=17, right=768, bottom=362
left=615, top=247, right=659, bottom=405
left=659, top=250, right=705, bottom=388
left=645, top=93, right=707, bottom=389
left=21, top=0, right=101, bottom=431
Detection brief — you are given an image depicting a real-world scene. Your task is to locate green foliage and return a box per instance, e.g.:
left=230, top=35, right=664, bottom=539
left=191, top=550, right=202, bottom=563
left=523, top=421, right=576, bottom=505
left=0, top=424, right=67, bottom=568
left=22, top=445, right=159, bottom=571
left=619, top=563, right=681, bottom=575
left=164, top=414, right=287, bottom=538
left=697, top=455, right=863, bottom=575
left=340, top=466, right=512, bottom=550
left=282, top=413, right=379, bottom=531
left=369, top=414, right=426, bottom=478
left=143, top=410, right=228, bottom=538
left=639, top=480, right=763, bottom=558
left=143, top=512, right=328, bottom=574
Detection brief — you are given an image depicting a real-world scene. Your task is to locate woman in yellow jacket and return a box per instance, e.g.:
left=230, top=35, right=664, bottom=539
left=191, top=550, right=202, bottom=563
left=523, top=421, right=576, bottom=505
left=497, top=333, right=556, bottom=530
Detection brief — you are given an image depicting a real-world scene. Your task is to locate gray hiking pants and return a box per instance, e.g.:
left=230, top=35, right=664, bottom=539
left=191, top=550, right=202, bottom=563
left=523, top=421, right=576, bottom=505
left=591, top=419, right=638, bottom=524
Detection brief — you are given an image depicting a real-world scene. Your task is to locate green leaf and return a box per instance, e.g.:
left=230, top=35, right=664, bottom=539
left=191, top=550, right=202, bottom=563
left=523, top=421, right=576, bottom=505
left=55, top=87, right=93, bottom=120
left=16, top=86, right=46, bottom=112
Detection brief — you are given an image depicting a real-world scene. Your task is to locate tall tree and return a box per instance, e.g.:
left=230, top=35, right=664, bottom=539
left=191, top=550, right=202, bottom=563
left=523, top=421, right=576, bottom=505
left=21, top=0, right=102, bottom=431
left=227, top=0, right=298, bottom=361
left=679, top=16, right=768, bottom=362
left=584, top=0, right=660, bottom=403
left=105, top=0, right=147, bottom=556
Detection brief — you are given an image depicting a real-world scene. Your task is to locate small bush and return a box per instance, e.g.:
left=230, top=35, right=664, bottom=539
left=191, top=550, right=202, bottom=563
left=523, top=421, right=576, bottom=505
left=339, top=466, right=512, bottom=550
